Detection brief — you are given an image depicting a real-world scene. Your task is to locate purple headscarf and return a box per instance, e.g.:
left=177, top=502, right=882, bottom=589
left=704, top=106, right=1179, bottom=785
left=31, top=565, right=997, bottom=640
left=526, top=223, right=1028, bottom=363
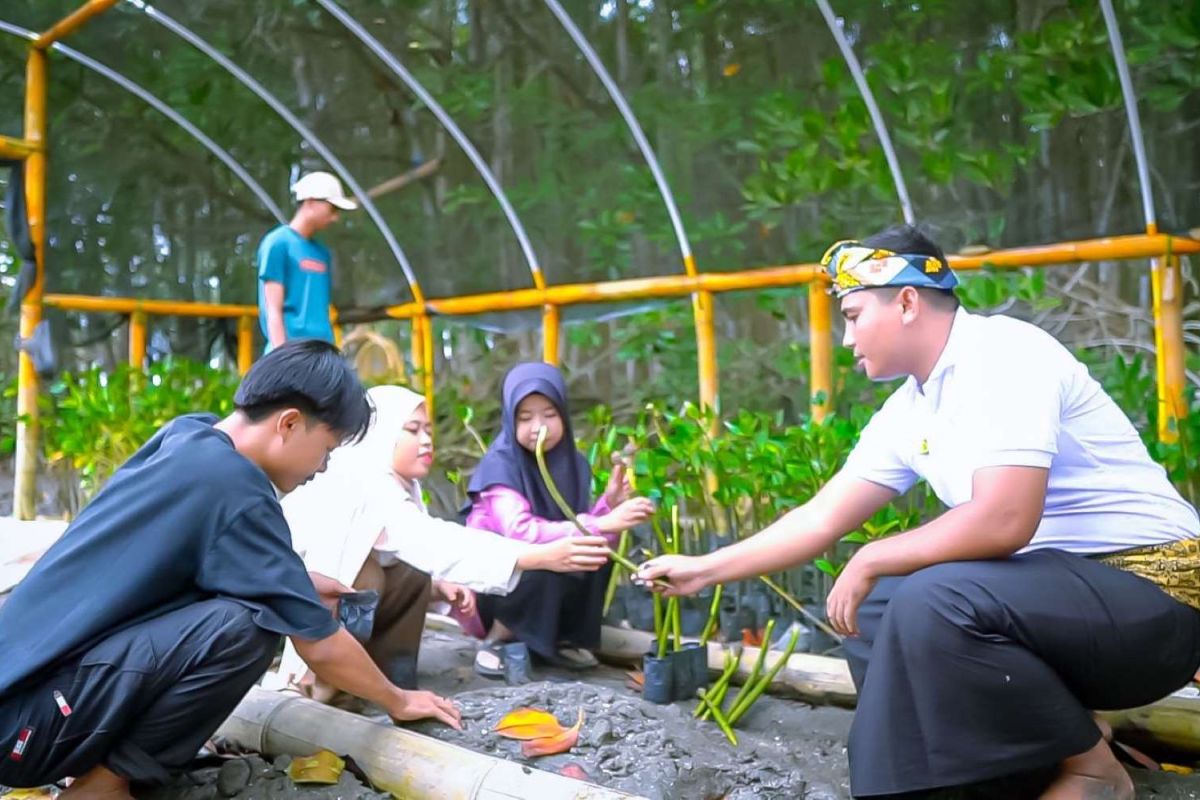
left=465, top=362, right=592, bottom=520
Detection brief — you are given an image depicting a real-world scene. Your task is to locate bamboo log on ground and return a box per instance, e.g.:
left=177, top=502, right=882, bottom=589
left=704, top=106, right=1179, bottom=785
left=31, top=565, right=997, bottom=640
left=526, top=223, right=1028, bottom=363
left=218, top=687, right=646, bottom=799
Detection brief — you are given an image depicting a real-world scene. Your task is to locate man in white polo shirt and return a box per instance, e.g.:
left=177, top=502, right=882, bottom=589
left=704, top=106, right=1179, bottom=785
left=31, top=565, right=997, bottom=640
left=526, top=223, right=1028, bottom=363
left=639, top=225, right=1200, bottom=799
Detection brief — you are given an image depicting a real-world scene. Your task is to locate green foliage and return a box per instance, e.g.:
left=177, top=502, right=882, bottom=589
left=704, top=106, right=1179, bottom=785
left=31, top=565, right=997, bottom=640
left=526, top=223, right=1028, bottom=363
left=1, top=373, right=15, bottom=457
left=39, top=359, right=238, bottom=508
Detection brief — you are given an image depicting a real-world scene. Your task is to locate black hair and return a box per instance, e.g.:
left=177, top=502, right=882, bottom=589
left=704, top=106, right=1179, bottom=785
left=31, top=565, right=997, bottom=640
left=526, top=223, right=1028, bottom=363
left=234, top=338, right=372, bottom=444
left=863, top=224, right=959, bottom=311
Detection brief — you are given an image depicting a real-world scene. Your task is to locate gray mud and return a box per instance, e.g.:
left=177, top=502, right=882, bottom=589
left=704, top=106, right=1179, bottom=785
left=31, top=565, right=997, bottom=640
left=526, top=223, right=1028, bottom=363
left=137, top=755, right=388, bottom=800
left=411, top=681, right=823, bottom=799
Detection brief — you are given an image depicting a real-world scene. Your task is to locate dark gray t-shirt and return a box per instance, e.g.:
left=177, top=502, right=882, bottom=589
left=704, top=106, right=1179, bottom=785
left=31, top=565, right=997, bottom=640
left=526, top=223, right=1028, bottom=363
left=0, top=414, right=338, bottom=697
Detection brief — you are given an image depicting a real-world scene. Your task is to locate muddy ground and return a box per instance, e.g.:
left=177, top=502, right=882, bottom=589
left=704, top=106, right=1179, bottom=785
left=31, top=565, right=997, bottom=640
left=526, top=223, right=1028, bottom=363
left=12, top=626, right=1200, bottom=798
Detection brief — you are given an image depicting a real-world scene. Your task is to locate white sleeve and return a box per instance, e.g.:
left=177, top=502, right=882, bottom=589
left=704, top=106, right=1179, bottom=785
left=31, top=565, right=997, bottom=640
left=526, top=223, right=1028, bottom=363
left=840, top=394, right=919, bottom=494
left=960, top=351, right=1064, bottom=470
left=377, top=499, right=525, bottom=594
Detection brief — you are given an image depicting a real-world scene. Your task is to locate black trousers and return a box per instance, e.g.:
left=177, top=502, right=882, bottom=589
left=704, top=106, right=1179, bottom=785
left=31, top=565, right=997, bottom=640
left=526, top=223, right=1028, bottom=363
left=843, top=549, right=1200, bottom=798
left=0, top=599, right=276, bottom=786
left=477, top=564, right=612, bottom=662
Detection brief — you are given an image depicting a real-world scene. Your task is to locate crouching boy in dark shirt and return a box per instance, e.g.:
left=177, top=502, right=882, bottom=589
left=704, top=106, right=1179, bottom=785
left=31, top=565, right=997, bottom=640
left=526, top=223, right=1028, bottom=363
left=0, top=339, right=461, bottom=799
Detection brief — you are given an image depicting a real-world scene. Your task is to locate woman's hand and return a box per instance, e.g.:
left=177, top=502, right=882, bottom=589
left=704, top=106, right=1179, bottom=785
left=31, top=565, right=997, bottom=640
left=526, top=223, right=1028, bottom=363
left=602, top=449, right=635, bottom=508
left=524, top=536, right=611, bottom=573
left=597, top=497, right=656, bottom=534
left=433, top=580, right=476, bottom=618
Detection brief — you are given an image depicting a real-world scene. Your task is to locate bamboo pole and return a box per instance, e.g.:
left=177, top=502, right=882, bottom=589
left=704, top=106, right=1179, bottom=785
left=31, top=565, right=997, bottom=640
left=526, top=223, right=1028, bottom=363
left=1151, top=254, right=1187, bottom=443
left=807, top=282, right=834, bottom=423
left=34, top=0, right=119, bottom=49
left=217, top=688, right=645, bottom=799
left=542, top=304, right=560, bottom=366
left=13, top=47, right=47, bottom=522
left=0, top=133, right=39, bottom=159
left=237, top=316, right=254, bottom=375
left=128, top=311, right=147, bottom=368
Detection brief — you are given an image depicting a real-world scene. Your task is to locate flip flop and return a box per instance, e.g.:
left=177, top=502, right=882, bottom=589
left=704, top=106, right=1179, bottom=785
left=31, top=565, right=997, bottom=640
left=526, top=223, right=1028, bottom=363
left=555, top=646, right=599, bottom=670
left=474, top=642, right=506, bottom=678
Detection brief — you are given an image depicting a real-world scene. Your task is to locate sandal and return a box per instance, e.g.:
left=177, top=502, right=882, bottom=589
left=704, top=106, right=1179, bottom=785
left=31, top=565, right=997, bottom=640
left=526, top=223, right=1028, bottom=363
left=555, top=646, right=599, bottom=670
left=474, top=642, right=506, bottom=678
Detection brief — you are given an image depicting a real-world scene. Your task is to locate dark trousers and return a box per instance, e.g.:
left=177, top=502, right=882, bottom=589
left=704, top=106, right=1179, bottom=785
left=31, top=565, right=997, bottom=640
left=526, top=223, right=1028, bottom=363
left=477, top=565, right=611, bottom=662
left=0, top=599, right=276, bottom=786
left=356, top=557, right=431, bottom=688
left=843, top=549, right=1200, bottom=798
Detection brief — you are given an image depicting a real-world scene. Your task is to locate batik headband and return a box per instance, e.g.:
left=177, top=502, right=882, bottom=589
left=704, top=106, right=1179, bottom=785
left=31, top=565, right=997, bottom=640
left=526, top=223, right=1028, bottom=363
left=820, top=239, right=958, bottom=299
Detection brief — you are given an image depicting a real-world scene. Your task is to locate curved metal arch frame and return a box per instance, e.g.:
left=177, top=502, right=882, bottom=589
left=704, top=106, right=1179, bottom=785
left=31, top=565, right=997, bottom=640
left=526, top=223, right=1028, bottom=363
left=315, top=0, right=544, bottom=291
left=0, top=19, right=286, bottom=224
left=125, top=0, right=425, bottom=304
left=815, top=0, right=915, bottom=225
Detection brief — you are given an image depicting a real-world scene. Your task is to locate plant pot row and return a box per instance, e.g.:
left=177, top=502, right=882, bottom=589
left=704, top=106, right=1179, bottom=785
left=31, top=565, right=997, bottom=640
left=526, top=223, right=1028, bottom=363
left=642, top=642, right=708, bottom=705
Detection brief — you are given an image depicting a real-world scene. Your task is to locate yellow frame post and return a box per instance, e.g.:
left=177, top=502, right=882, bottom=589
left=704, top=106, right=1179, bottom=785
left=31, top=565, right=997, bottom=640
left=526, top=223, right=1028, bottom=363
left=237, top=316, right=255, bottom=375
left=693, top=290, right=718, bottom=420
left=542, top=304, right=560, bottom=365
left=14, top=47, right=47, bottom=520
left=1151, top=253, right=1187, bottom=443
left=0, top=133, right=41, bottom=160
left=807, top=283, right=834, bottom=423
left=128, top=311, right=147, bottom=367
left=411, top=314, right=435, bottom=421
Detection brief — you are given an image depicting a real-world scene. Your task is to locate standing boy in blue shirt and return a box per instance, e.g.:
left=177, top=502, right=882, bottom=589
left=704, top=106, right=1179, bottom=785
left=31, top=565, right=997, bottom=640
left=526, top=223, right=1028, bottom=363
left=257, top=171, right=357, bottom=350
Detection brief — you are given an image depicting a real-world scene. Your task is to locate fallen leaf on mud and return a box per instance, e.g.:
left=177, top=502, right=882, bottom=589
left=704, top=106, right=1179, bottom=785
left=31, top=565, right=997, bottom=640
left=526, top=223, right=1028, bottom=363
left=625, top=669, right=645, bottom=692
left=741, top=627, right=764, bottom=647
left=288, top=749, right=345, bottom=784
left=557, top=761, right=592, bottom=781
left=1, top=790, right=54, bottom=799
left=1163, top=764, right=1194, bottom=775
left=494, top=707, right=567, bottom=740
left=522, top=709, right=584, bottom=758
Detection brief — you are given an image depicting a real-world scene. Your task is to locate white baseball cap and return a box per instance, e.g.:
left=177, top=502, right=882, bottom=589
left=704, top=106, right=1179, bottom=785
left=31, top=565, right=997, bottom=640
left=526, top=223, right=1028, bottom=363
left=291, top=171, right=358, bottom=211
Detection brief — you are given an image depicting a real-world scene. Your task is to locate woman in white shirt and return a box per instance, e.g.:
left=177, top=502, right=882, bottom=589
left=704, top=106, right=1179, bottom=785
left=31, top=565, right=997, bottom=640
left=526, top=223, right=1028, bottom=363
left=268, top=385, right=609, bottom=699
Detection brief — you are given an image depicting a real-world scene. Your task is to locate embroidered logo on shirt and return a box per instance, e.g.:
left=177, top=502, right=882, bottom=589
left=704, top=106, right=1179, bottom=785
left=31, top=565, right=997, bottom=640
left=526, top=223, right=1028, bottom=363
left=918, top=438, right=930, bottom=456
left=299, top=258, right=328, bottom=274
left=10, top=727, right=33, bottom=761
left=54, top=690, right=72, bottom=717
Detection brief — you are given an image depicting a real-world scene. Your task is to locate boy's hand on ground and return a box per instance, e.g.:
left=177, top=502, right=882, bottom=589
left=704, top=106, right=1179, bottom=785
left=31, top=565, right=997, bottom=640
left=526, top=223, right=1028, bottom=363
left=599, top=497, right=656, bottom=533
left=388, top=689, right=463, bottom=730
left=533, top=536, right=610, bottom=573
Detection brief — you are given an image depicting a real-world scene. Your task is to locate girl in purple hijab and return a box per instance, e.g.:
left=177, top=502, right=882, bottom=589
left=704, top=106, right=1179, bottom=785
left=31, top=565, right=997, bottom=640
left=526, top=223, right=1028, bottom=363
left=465, top=362, right=654, bottom=674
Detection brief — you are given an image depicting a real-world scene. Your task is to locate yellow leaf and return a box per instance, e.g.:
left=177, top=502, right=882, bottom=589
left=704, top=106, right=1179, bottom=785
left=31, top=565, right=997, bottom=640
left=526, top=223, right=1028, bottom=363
left=522, top=709, right=584, bottom=758
left=722, top=63, right=741, bottom=77
left=1162, top=763, right=1194, bottom=775
left=494, top=707, right=567, bottom=740
left=2, top=790, right=55, bottom=799
left=288, top=749, right=345, bottom=785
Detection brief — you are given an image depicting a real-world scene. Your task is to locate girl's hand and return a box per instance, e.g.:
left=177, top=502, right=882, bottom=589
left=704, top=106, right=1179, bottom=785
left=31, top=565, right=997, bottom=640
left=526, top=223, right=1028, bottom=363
left=598, top=497, right=656, bottom=534
left=602, top=449, right=635, bottom=508
left=526, top=536, right=611, bottom=573
left=636, top=554, right=709, bottom=597
left=433, top=581, right=476, bottom=618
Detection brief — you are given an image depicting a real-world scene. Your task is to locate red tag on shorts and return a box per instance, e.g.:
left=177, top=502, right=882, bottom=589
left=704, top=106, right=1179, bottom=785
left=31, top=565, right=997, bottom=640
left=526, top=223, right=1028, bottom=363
left=10, top=726, right=33, bottom=761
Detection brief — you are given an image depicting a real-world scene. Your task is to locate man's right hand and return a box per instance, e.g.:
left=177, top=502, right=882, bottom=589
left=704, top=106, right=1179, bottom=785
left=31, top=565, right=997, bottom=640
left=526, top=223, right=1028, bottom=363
left=531, top=535, right=610, bottom=573
left=386, top=688, right=463, bottom=730
left=636, top=553, right=711, bottom=597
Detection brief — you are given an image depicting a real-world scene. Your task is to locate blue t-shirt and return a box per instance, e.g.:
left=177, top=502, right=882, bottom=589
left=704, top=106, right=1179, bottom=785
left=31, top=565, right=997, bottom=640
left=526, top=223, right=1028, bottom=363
left=256, top=225, right=335, bottom=348
left=0, top=414, right=339, bottom=698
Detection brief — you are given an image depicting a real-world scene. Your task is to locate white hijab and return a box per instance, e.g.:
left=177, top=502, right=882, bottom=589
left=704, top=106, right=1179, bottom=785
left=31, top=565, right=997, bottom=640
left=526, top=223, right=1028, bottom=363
left=283, top=385, right=427, bottom=586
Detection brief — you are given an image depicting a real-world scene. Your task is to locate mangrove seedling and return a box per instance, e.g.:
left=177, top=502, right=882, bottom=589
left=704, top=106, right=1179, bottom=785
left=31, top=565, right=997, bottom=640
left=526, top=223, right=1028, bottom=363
left=727, top=624, right=803, bottom=726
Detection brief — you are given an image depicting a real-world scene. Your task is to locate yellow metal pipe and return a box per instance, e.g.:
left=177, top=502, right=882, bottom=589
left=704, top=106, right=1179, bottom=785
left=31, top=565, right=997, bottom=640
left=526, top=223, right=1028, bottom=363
left=0, top=133, right=40, bottom=160
left=34, top=0, right=121, bottom=49
left=947, top=233, right=1199, bottom=270
left=423, top=316, right=436, bottom=422
left=1151, top=254, right=1187, bottom=443
left=385, top=265, right=825, bottom=319
left=237, top=316, right=254, bottom=376
left=807, top=283, right=834, bottom=423
left=542, top=304, right=560, bottom=365
left=693, top=291, right=718, bottom=420
left=44, top=293, right=257, bottom=318
left=128, top=311, right=147, bottom=368
left=14, top=48, right=47, bottom=521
